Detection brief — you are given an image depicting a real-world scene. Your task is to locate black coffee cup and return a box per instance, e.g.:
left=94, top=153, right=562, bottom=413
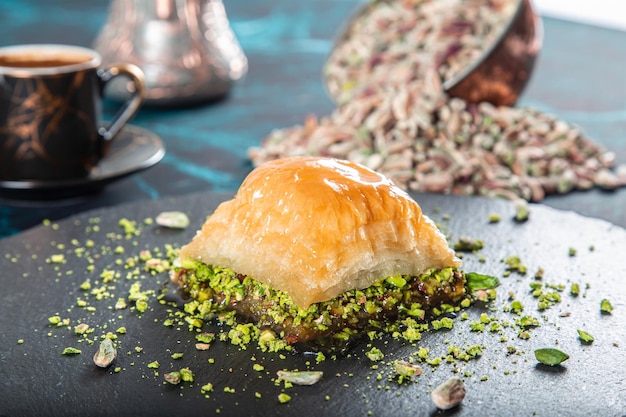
left=0, top=44, right=144, bottom=181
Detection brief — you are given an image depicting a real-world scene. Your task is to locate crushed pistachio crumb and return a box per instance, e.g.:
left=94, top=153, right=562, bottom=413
left=514, top=200, right=530, bottom=222
left=118, top=218, right=139, bottom=237
left=366, top=347, right=384, bottom=362
left=600, top=299, right=613, bottom=314
left=164, top=371, right=181, bottom=385
left=488, top=213, right=501, bottom=223
left=179, top=367, right=194, bottom=382
left=74, top=323, right=90, bottom=335
left=503, top=256, right=527, bottom=275
left=49, top=254, right=66, bottom=264
left=393, top=360, right=423, bottom=384
left=453, top=237, right=484, bottom=252
left=431, top=317, right=454, bottom=330
left=196, top=333, right=215, bottom=344
left=577, top=329, right=594, bottom=344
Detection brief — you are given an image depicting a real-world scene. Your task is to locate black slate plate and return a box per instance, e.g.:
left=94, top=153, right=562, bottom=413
left=0, top=191, right=624, bottom=417
left=0, top=125, right=165, bottom=201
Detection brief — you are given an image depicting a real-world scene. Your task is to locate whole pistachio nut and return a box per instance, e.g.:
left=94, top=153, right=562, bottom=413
left=431, top=376, right=466, bottom=410
left=93, top=338, right=117, bottom=368
left=156, top=211, right=190, bottom=229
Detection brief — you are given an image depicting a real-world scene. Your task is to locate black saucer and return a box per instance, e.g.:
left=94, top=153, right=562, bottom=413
left=0, top=125, right=165, bottom=200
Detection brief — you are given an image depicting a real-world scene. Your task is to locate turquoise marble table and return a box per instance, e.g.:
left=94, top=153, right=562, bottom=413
left=1, top=0, right=625, bottom=238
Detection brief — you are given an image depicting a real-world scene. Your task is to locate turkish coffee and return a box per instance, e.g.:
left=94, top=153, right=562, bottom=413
left=0, top=53, right=92, bottom=68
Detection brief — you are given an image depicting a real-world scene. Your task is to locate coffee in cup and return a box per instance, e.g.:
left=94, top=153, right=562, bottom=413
left=0, top=44, right=144, bottom=181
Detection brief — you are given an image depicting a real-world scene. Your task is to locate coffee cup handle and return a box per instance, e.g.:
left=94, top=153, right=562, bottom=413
left=96, top=63, right=145, bottom=150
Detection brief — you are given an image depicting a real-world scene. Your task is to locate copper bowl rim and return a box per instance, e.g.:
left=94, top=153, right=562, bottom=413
left=323, top=0, right=543, bottom=104
left=442, top=0, right=543, bottom=92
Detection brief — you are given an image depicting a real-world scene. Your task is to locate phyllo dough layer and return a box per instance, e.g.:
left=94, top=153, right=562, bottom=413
left=179, top=156, right=460, bottom=309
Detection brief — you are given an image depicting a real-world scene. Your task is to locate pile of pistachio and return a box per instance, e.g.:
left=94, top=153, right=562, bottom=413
left=249, top=0, right=626, bottom=202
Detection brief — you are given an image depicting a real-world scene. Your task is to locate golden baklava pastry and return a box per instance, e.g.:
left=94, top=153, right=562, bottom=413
left=179, top=156, right=460, bottom=308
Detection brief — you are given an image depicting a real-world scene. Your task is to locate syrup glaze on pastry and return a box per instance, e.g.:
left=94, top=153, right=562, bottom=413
left=178, top=156, right=461, bottom=309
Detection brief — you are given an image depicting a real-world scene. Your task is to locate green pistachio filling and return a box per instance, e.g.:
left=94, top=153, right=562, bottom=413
left=172, top=261, right=466, bottom=351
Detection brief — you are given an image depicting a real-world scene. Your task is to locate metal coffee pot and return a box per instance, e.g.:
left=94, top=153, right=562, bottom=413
left=94, top=0, right=248, bottom=107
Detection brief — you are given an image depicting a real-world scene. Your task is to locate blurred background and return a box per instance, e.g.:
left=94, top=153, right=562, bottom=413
left=535, top=0, right=626, bottom=31
left=0, top=0, right=625, bottom=237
